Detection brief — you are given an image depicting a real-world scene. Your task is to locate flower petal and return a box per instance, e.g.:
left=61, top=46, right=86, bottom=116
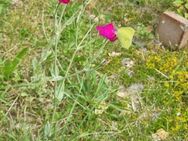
left=59, top=0, right=70, bottom=4
left=96, top=23, right=117, bottom=42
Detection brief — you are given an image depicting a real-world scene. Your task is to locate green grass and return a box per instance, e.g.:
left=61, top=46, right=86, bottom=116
left=0, top=0, right=188, bottom=140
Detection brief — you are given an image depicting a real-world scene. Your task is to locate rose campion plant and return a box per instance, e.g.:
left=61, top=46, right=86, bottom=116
left=57, top=0, right=135, bottom=49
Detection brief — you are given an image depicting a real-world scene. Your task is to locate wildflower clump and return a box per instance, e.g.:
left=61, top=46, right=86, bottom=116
left=145, top=51, right=188, bottom=136
left=146, top=54, right=161, bottom=69
left=170, top=71, right=188, bottom=102
left=146, top=52, right=188, bottom=101
left=146, top=53, right=178, bottom=74
left=171, top=107, right=188, bottom=135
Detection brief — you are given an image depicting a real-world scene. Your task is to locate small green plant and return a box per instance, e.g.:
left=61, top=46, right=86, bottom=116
left=136, top=23, right=154, bottom=41
left=0, top=0, right=10, bottom=26
left=173, top=0, right=188, bottom=18
left=0, top=0, right=10, bottom=14
left=0, top=48, right=28, bottom=79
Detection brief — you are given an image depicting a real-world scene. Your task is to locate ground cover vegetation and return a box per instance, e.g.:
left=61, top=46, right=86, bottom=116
left=0, top=0, right=188, bottom=140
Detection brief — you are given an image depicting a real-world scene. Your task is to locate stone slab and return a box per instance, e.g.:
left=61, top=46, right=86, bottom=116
left=157, top=11, right=188, bottom=49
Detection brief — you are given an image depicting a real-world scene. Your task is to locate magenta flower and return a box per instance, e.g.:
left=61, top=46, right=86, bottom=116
left=96, top=23, right=117, bottom=42
left=59, top=0, right=70, bottom=4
